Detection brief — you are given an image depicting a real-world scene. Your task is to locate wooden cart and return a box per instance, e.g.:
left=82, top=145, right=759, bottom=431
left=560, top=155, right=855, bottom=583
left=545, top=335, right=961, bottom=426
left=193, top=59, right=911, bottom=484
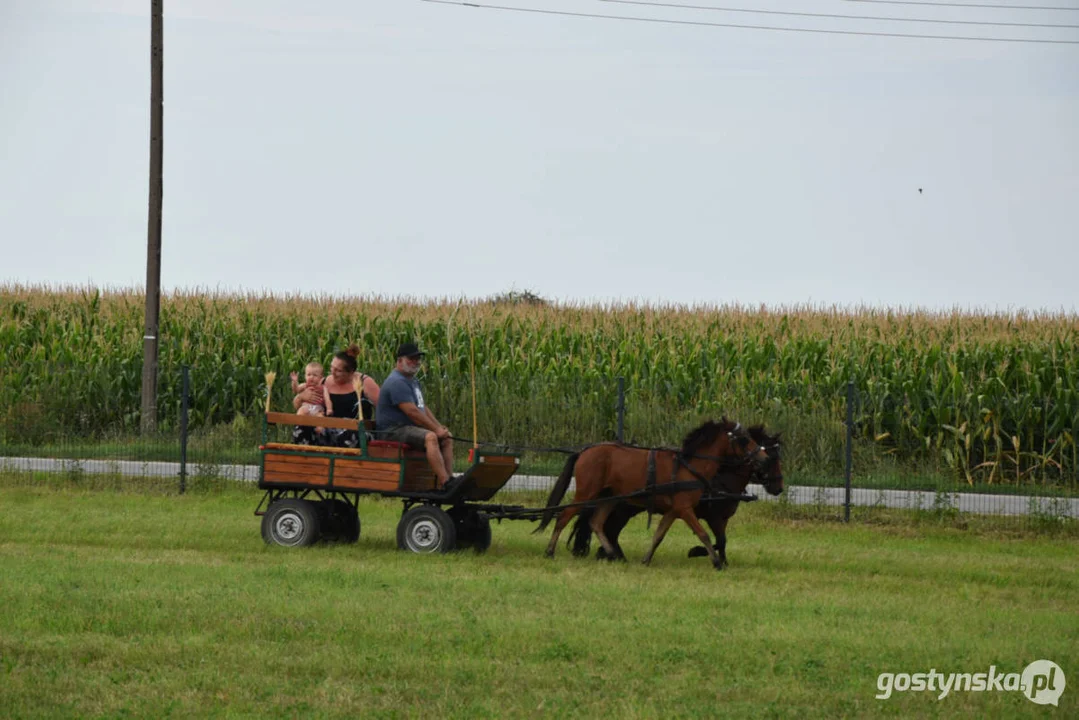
left=255, top=412, right=522, bottom=553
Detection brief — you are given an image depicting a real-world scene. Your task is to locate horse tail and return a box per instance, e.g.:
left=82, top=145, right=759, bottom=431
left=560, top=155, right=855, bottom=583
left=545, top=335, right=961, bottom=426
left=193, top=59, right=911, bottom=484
left=534, top=452, right=581, bottom=534
left=567, top=507, right=595, bottom=556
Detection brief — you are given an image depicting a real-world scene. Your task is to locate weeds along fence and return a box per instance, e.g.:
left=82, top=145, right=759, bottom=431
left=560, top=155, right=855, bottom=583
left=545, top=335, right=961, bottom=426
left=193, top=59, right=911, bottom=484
left=0, top=366, right=1075, bottom=524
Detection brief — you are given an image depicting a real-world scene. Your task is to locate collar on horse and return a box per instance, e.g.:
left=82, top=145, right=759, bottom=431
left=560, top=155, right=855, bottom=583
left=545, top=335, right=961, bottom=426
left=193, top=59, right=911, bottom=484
left=675, top=452, right=741, bottom=493
left=644, top=426, right=758, bottom=507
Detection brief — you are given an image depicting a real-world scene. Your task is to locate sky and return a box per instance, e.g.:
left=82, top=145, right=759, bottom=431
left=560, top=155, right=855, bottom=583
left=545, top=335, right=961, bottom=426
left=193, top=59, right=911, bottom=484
left=1, top=0, right=1077, bottom=312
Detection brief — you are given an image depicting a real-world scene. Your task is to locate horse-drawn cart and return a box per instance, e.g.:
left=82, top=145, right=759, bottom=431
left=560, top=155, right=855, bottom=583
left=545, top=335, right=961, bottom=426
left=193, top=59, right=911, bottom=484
left=255, top=412, right=522, bottom=553
left=255, top=412, right=774, bottom=567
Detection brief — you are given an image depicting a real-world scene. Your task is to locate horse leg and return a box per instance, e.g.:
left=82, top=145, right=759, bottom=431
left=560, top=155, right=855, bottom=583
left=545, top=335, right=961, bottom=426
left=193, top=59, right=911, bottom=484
left=689, top=514, right=725, bottom=562
left=707, top=516, right=731, bottom=567
left=588, top=502, right=624, bottom=562
left=569, top=507, right=593, bottom=557
left=608, top=504, right=641, bottom=561
left=544, top=505, right=581, bottom=558
left=677, top=507, right=724, bottom=571
left=640, top=511, right=678, bottom=566
left=595, top=503, right=632, bottom=561
left=687, top=502, right=716, bottom=559
left=572, top=497, right=623, bottom=559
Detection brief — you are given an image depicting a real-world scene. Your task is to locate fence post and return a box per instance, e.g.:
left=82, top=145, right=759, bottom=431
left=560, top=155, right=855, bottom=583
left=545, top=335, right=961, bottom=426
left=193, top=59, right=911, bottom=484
left=180, top=365, right=190, bottom=494
left=616, top=376, right=625, bottom=443
left=844, top=380, right=854, bottom=522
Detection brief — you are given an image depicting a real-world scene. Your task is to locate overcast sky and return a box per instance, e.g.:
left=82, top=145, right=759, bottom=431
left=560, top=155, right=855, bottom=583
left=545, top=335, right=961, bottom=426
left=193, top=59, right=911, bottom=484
left=2, top=0, right=1077, bottom=312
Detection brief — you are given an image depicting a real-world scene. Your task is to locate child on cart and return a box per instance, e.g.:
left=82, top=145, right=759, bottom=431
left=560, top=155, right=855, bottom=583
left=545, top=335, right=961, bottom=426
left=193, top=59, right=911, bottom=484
left=290, top=362, right=333, bottom=420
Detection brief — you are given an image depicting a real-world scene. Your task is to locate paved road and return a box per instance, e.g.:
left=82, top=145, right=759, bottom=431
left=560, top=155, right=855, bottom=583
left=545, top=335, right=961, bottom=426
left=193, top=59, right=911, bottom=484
left=3, top=456, right=1075, bottom=518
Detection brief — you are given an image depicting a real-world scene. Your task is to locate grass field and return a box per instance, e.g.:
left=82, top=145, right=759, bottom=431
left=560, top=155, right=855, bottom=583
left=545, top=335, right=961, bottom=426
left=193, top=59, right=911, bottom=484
left=0, top=481, right=1075, bottom=718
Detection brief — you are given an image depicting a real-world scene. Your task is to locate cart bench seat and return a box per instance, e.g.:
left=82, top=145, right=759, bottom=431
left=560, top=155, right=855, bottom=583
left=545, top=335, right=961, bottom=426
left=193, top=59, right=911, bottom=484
left=262, top=442, right=363, bottom=455
left=261, top=440, right=413, bottom=455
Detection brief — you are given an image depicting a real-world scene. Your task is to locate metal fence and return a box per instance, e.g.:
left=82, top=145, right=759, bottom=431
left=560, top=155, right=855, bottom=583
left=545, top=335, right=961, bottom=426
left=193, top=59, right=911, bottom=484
left=1, top=367, right=1075, bottom=524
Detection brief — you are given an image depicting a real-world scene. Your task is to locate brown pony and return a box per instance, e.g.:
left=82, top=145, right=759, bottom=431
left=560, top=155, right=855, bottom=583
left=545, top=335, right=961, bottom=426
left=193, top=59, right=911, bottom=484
left=534, top=418, right=769, bottom=570
left=567, top=425, right=784, bottom=567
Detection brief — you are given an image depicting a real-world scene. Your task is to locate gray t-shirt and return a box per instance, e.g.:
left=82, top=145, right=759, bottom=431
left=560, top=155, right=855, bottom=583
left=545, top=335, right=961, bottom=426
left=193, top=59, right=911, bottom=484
left=376, top=369, right=425, bottom=431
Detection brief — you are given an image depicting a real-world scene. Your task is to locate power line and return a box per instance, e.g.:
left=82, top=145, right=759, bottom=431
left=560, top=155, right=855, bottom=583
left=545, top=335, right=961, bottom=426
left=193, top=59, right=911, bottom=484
left=420, top=0, right=1079, bottom=43
left=601, top=0, right=1079, bottom=28
left=843, top=0, right=1079, bottom=11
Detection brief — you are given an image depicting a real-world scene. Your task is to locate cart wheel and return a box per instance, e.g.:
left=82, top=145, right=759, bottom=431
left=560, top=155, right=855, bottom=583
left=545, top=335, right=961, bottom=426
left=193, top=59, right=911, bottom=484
left=450, top=508, right=492, bottom=554
left=262, top=499, right=321, bottom=547
left=318, top=499, right=360, bottom=544
left=470, top=516, right=492, bottom=554
left=397, top=506, right=457, bottom=554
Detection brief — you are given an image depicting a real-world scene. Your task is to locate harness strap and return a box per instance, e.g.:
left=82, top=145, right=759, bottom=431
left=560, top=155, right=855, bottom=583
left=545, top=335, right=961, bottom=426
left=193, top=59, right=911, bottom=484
left=675, top=453, right=713, bottom=490
left=646, top=449, right=657, bottom=528
left=647, top=450, right=657, bottom=494
left=642, top=447, right=761, bottom=528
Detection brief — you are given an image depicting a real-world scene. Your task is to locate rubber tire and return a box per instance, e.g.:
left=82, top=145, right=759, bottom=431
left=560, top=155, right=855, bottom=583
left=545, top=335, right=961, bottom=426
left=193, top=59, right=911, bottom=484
left=396, top=506, right=457, bottom=554
left=318, top=499, right=360, bottom=544
left=469, top=516, right=492, bottom=554
left=447, top=507, right=490, bottom=553
left=261, top=499, right=321, bottom=547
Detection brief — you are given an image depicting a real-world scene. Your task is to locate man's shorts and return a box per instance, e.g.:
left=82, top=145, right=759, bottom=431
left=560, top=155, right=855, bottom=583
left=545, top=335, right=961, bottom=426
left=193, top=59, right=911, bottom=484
left=381, top=425, right=431, bottom=450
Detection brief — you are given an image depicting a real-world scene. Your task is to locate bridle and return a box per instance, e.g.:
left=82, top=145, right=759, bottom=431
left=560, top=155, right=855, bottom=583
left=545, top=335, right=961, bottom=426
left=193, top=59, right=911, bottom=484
left=704, top=437, right=784, bottom=492
left=753, top=440, right=784, bottom=486
left=675, top=422, right=773, bottom=490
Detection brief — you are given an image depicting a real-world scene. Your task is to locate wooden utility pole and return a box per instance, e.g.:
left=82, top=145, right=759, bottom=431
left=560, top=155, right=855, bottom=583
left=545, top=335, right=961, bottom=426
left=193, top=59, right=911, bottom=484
left=141, top=0, right=163, bottom=433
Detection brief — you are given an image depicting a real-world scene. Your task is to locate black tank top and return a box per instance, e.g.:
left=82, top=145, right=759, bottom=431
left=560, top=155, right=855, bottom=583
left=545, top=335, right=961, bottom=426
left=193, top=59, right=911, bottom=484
left=328, top=377, right=374, bottom=421
left=329, top=391, right=359, bottom=419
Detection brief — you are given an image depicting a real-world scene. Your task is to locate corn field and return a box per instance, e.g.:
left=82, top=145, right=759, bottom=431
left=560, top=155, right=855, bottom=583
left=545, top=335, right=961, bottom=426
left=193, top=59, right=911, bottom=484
left=1, top=284, right=1077, bottom=486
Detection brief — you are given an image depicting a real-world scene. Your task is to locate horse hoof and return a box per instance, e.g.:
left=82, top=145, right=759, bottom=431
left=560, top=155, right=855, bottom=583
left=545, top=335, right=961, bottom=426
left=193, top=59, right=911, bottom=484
left=687, top=546, right=709, bottom=558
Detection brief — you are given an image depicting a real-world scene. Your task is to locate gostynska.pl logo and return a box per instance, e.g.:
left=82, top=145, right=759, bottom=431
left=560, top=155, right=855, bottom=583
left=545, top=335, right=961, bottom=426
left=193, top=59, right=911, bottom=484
left=876, top=660, right=1064, bottom=706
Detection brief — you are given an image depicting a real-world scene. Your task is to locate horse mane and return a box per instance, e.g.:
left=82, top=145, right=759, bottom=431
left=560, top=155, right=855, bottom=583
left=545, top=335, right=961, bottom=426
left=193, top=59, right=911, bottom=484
left=680, top=417, right=739, bottom=456
left=747, top=424, right=781, bottom=446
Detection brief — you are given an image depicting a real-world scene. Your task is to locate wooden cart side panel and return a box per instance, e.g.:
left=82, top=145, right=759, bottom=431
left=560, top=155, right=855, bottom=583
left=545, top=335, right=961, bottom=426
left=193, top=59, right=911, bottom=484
left=366, top=444, right=403, bottom=461
left=262, top=453, right=332, bottom=487
left=402, top=458, right=438, bottom=493
left=261, top=451, right=403, bottom=492
left=333, top=458, right=401, bottom=492
left=259, top=448, right=518, bottom=496
left=264, top=455, right=336, bottom=472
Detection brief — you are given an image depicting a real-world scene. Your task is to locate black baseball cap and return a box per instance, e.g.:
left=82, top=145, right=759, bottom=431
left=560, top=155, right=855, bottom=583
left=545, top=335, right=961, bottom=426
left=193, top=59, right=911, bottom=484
left=395, top=342, right=425, bottom=359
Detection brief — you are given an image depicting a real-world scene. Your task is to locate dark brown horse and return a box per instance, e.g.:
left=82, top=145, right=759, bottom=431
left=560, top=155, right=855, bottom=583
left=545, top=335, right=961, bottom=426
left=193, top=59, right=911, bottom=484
left=567, top=425, right=784, bottom=567
left=534, top=418, right=769, bottom=570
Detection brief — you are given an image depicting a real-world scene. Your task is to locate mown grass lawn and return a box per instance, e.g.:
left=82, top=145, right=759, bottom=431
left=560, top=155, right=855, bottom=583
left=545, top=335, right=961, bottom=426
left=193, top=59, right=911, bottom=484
left=0, top=482, right=1075, bottom=719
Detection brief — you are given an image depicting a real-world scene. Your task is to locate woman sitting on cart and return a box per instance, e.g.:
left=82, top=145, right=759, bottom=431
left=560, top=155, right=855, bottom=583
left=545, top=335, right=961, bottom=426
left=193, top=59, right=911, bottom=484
left=291, top=344, right=380, bottom=447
